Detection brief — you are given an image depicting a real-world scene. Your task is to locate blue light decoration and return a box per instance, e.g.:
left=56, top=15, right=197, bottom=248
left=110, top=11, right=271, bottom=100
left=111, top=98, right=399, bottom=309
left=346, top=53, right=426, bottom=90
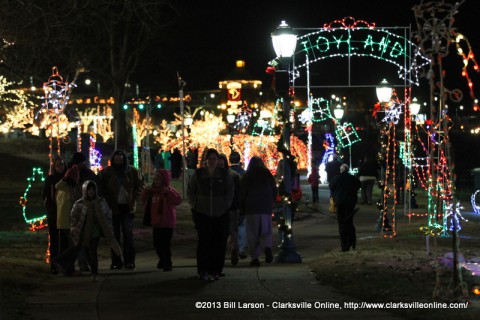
left=19, top=167, right=47, bottom=231
left=335, top=122, right=361, bottom=149
left=472, top=190, right=480, bottom=215
left=89, top=133, right=103, bottom=173
left=321, top=133, right=335, bottom=165
left=445, top=202, right=467, bottom=233
left=132, top=108, right=139, bottom=168
left=234, top=106, right=252, bottom=132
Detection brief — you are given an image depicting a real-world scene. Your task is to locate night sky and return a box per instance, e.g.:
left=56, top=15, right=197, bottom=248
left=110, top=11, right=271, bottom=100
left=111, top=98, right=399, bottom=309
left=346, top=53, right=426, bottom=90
left=134, top=0, right=480, bottom=104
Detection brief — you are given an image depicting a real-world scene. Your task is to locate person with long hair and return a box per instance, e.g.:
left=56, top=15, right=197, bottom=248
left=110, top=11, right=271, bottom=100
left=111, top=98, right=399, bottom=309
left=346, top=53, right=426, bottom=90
left=239, top=156, right=277, bottom=267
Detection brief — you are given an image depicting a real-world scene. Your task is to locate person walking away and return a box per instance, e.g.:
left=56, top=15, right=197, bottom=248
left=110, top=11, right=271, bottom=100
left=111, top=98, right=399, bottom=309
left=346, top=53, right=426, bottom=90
left=42, top=155, right=67, bottom=274
left=188, top=148, right=234, bottom=281
left=329, top=164, right=361, bottom=252
left=239, top=156, right=277, bottom=267
left=307, top=165, right=320, bottom=203
left=325, top=154, right=342, bottom=186
left=217, top=154, right=241, bottom=266
left=170, top=148, right=183, bottom=179
left=141, top=169, right=182, bottom=271
left=99, top=149, right=145, bottom=270
left=358, top=156, right=379, bottom=205
left=228, top=151, right=247, bottom=260
left=55, top=165, right=82, bottom=275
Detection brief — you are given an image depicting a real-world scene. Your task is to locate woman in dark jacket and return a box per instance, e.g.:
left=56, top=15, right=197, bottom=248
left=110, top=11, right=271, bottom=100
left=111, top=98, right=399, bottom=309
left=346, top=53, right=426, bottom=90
left=239, top=156, right=277, bottom=267
left=188, top=148, right=234, bottom=281
left=42, top=155, right=67, bottom=274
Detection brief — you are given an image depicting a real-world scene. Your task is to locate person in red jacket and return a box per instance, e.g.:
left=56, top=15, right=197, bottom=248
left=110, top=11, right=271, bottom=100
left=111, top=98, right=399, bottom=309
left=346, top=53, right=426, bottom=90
left=141, top=169, right=182, bottom=271
left=307, top=165, right=320, bottom=203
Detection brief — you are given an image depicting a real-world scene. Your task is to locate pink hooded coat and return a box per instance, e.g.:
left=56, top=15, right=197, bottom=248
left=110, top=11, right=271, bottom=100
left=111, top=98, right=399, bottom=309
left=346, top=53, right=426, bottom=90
left=141, top=169, right=182, bottom=228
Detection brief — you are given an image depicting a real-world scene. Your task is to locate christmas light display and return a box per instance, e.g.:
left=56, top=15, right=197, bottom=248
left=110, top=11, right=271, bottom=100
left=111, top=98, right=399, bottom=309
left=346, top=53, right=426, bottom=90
left=471, top=190, right=480, bottom=215
left=38, top=67, right=75, bottom=117
left=334, top=122, right=361, bottom=149
left=380, top=100, right=403, bottom=125
left=445, top=202, right=467, bottom=233
left=233, top=106, right=252, bottom=132
left=132, top=108, right=139, bottom=168
left=19, top=167, right=47, bottom=231
left=89, top=133, right=102, bottom=173
left=294, top=17, right=429, bottom=85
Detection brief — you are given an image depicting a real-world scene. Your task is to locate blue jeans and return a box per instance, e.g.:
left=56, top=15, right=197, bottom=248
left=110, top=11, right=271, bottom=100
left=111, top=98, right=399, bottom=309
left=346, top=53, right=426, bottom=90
left=111, top=204, right=135, bottom=266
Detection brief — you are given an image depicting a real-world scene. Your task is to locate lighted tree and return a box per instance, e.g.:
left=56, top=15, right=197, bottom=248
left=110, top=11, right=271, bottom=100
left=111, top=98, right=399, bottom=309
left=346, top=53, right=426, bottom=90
left=153, top=119, right=173, bottom=149
left=77, top=107, right=96, bottom=133
left=96, top=106, right=114, bottom=142
left=0, top=76, right=36, bottom=134
left=188, top=113, right=226, bottom=149
left=38, top=113, right=75, bottom=138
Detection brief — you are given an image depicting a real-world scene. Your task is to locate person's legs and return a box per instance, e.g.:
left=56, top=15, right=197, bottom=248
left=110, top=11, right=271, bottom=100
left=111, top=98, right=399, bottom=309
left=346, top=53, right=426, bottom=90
left=360, top=181, right=368, bottom=204
left=152, top=228, right=162, bottom=268
left=211, top=213, right=229, bottom=276
left=366, top=179, right=375, bottom=204
left=110, top=210, right=124, bottom=269
left=194, top=211, right=212, bottom=276
left=47, top=214, right=59, bottom=273
left=159, top=228, right=173, bottom=270
left=259, top=214, right=273, bottom=263
left=237, top=215, right=247, bottom=258
left=119, top=204, right=135, bottom=268
left=86, top=238, right=100, bottom=275
left=245, top=215, right=260, bottom=259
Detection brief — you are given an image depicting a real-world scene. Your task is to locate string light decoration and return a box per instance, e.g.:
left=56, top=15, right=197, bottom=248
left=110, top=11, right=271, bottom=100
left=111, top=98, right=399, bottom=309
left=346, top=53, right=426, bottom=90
left=380, top=100, right=403, bottom=125
left=132, top=108, right=139, bottom=168
left=38, top=67, right=75, bottom=118
left=89, top=133, right=102, bottom=174
left=471, top=190, right=480, bottom=215
left=319, top=133, right=336, bottom=184
left=294, top=17, right=429, bottom=85
left=233, top=105, right=252, bottom=132
left=445, top=202, right=467, bottom=233
left=334, top=122, right=361, bottom=149
left=19, top=167, right=47, bottom=231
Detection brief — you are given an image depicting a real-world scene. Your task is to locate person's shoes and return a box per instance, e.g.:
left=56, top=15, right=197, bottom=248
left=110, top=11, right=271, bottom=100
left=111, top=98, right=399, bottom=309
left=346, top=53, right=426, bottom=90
left=199, top=272, right=210, bottom=282
left=79, top=265, right=91, bottom=272
left=91, top=274, right=98, bottom=282
left=265, top=247, right=273, bottom=263
left=65, top=270, right=82, bottom=276
left=250, top=259, right=260, bottom=267
left=110, top=263, right=123, bottom=270
left=231, top=250, right=239, bottom=266
left=163, top=265, right=172, bottom=272
left=50, top=265, right=59, bottom=275
left=210, top=273, right=220, bottom=281
left=124, top=263, right=136, bottom=270
left=157, top=260, right=163, bottom=270
left=238, top=251, right=247, bottom=259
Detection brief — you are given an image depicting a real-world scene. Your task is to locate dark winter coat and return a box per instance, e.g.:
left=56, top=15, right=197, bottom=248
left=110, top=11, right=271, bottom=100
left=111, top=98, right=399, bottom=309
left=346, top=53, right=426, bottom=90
left=329, top=171, right=361, bottom=208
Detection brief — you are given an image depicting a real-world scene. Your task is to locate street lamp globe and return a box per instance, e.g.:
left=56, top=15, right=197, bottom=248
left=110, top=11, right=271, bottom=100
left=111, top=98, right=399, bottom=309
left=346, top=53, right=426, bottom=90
left=271, top=21, right=298, bottom=58
left=376, top=79, right=393, bottom=103
left=334, top=107, right=344, bottom=120
left=226, top=113, right=236, bottom=124
left=410, top=97, right=421, bottom=116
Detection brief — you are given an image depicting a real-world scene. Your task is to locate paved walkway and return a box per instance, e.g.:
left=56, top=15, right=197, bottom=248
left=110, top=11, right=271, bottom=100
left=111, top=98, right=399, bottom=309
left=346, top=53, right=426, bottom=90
left=26, top=186, right=407, bottom=320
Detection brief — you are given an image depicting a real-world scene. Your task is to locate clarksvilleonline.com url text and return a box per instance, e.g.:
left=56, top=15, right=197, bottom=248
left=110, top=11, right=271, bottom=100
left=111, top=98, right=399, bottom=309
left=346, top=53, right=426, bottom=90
left=195, top=301, right=469, bottom=310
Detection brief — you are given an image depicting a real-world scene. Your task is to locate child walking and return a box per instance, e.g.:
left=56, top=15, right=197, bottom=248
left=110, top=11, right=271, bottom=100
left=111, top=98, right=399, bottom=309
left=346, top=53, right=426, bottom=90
left=142, top=169, right=182, bottom=271
left=54, top=180, right=122, bottom=281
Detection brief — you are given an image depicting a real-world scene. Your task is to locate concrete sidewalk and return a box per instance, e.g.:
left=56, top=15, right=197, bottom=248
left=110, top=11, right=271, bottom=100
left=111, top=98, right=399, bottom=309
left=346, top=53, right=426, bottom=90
left=26, top=187, right=404, bottom=320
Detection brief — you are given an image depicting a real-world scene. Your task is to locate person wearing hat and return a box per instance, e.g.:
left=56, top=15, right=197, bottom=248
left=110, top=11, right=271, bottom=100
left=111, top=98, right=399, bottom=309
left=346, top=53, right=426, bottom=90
left=188, top=148, right=234, bottom=281
left=55, top=165, right=82, bottom=275
left=141, top=169, right=182, bottom=271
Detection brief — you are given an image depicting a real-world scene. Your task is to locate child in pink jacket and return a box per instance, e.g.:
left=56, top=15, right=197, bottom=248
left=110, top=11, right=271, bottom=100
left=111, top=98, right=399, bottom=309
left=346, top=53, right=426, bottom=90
left=141, top=169, right=181, bottom=271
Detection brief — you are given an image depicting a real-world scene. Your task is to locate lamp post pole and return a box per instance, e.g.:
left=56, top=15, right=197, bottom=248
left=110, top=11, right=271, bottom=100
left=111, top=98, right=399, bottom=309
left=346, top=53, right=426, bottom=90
left=271, top=21, right=301, bottom=263
left=178, top=73, right=187, bottom=198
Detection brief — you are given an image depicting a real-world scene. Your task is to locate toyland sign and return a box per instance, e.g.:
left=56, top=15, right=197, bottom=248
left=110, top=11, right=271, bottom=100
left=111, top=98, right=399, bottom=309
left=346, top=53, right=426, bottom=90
left=294, top=24, right=430, bottom=85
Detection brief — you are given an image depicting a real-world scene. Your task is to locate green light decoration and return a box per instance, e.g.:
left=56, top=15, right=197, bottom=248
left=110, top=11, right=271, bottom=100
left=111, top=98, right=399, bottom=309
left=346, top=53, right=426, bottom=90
left=132, top=108, right=139, bottom=168
left=335, top=122, right=361, bottom=149
left=294, top=20, right=429, bottom=85
left=19, top=167, right=47, bottom=231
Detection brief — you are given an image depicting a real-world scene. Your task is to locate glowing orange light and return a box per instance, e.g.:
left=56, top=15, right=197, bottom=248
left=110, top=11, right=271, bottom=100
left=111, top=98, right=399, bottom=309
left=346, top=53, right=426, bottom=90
left=473, top=286, right=480, bottom=295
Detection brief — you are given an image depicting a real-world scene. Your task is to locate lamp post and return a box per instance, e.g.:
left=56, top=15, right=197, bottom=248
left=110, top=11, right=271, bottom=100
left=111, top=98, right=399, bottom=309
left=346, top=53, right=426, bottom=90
left=226, top=113, right=236, bottom=150
left=271, top=20, right=301, bottom=263
left=178, top=73, right=187, bottom=198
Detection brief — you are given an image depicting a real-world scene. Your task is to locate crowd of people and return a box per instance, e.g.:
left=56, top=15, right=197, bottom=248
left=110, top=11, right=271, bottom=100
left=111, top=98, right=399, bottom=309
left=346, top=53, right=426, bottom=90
left=42, top=146, right=372, bottom=283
